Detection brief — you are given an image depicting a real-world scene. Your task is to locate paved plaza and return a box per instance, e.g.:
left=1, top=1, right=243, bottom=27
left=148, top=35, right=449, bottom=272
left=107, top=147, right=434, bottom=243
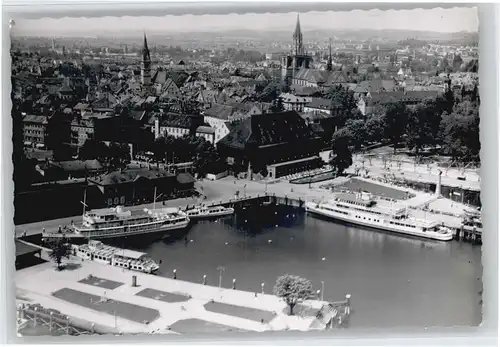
left=16, top=256, right=328, bottom=334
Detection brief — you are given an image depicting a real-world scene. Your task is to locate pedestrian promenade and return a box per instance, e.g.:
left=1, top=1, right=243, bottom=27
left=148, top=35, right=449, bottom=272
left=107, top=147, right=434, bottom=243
left=16, top=258, right=331, bottom=334
left=349, top=156, right=480, bottom=191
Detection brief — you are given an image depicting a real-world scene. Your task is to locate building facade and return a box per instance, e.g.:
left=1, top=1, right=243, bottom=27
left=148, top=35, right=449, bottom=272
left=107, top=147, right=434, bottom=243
left=22, top=115, right=49, bottom=147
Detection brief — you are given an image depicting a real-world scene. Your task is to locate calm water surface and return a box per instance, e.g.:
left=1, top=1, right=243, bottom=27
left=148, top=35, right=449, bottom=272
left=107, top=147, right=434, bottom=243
left=133, top=205, right=482, bottom=329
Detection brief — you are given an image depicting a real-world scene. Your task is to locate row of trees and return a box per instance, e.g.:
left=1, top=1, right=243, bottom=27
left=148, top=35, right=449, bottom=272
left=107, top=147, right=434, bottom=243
left=79, top=139, right=131, bottom=169
left=327, top=83, right=480, bottom=175
left=153, top=134, right=224, bottom=177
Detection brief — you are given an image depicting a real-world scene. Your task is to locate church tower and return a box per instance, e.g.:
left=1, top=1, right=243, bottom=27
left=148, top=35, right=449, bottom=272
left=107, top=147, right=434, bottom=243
left=281, top=13, right=313, bottom=86
left=326, top=39, right=333, bottom=71
left=141, top=33, right=152, bottom=89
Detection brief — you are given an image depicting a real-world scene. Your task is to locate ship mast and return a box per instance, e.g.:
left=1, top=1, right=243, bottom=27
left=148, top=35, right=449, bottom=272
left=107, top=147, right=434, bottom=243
left=153, top=186, right=157, bottom=210
left=81, top=188, right=88, bottom=219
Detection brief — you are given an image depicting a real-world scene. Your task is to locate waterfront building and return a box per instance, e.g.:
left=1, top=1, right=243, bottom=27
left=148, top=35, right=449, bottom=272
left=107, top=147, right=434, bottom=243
left=88, top=168, right=177, bottom=207
left=217, top=111, right=323, bottom=178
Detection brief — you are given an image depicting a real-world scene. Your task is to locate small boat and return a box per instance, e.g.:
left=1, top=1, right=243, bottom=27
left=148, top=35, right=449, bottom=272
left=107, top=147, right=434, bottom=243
left=74, top=240, right=160, bottom=274
left=185, top=204, right=234, bottom=220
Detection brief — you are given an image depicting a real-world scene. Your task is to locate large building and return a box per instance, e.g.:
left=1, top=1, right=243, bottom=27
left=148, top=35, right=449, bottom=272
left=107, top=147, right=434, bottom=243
left=281, top=14, right=313, bottom=86
left=217, top=111, right=323, bottom=179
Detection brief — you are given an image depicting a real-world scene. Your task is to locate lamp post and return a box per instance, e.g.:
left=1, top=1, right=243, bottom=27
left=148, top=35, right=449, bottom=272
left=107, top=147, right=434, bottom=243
left=217, top=266, right=225, bottom=288
left=321, top=281, right=324, bottom=301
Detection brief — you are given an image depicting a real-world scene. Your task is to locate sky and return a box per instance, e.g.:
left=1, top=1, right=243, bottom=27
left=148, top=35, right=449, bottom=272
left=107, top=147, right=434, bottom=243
left=13, top=7, right=478, bottom=37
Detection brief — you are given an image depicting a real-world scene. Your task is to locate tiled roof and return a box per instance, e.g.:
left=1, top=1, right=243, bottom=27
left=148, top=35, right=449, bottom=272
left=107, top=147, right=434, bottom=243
left=353, top=79, right=397, bottom=94
left=152, top=70, right=168, bottom=85
left=51, top=159, right=103, bottom=172
left=204, top=104, right=236, bottom=120
left=367, top=90, right=440, bottom=105
left=293, top=86, right=321, bottom=96
left=130, top=110, right=147, bottom=121
left=280, top=93, right=308, bottom=104
left=73, top=103, right=89, bottom=111
left=176, top=172, right=195, bottom=185
left=23, top=115, right=48, bottom=124
left=196, top=126, right=215, bottom=134
left=305, top=98, right=331, bottom=110
left=159, top=113, right=196, bottom=129
left=218, top=111, right=319, bottom=149
left=90, top=168, right=174, bottom=186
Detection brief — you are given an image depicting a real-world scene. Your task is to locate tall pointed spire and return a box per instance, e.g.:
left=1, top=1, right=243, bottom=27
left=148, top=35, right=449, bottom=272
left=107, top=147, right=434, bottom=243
left=293, top=13, right=302, bottom=39
left=292, top=13, right=304, bottom=55
left=142, top=32, right=150, bottom=61
left=141, top=32, right=152, bottom=89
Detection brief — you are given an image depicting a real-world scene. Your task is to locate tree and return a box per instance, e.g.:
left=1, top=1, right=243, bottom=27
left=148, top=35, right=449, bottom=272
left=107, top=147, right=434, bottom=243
left=270, top=96, right=285, bottom=113
left=107, top=142, right=131, bottom=169
left=440, top=100, right=480, bottom=162
left=364, top=113, right=386, bottom=143
left=193, top=139, right=222, bottom=177
left=48, top=238, right=72, bottom=270
left=260, top=83, right=282, bottom=102
left=383, top=101, right=408, bottom=154
left=328, top=85, right=359, bottom=128
left=273, top=274, right=315, bottom=316
left=405, top=103, right=433, bottom=155
left=345, top=119, right=366, bottom=150
left=330, top=128, right=353, bottom=175
left=79, top=139, right=109, bottom=162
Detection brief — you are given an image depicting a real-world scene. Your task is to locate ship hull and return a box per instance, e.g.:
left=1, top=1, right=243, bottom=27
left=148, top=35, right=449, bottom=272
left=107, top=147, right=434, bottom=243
left=305, top=203, right=453, bottom=242
left=188, top=209, right=234, bottom=220
left=42, top=220, right=189, bottom=241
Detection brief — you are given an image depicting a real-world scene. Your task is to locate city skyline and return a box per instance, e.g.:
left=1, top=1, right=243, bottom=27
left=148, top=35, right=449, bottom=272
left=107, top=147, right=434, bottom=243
left=12, top=7, right=478, bottom=37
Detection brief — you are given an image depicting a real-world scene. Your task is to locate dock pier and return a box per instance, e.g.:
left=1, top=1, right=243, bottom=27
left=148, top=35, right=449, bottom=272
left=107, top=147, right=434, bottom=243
left=201, top=193, right=305, bottom=209
left=455, top=226, right=482, bottom=244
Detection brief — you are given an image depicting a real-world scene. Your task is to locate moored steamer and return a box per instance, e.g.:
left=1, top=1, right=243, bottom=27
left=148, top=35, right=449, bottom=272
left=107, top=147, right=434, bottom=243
left=306, top=192, right=454, bottom=241
left=74, top=240, right=160, bottom=274
left=42, top=206, right=189, bottom=240
left=185, top=204, right=234, bottom=220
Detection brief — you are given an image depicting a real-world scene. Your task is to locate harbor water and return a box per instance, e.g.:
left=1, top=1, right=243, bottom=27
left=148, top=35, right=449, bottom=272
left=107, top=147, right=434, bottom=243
left=127, top=204, right=481, bottom=329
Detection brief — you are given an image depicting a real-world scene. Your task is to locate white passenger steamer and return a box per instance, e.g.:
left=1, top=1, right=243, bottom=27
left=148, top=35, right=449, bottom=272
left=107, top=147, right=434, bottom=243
left=74, top=240, right=160, bottom=274
left=305, top=192, right=454, bottom=241
left=42, top=188, right=190, bottom=240
left=43, top=206, right=189, bottom=240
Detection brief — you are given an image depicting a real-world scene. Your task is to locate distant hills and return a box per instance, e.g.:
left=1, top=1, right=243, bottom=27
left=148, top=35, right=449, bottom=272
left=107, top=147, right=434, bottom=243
left=92, top=29, right=479, bottom=45
left=13, top=29, right=478, bottom=48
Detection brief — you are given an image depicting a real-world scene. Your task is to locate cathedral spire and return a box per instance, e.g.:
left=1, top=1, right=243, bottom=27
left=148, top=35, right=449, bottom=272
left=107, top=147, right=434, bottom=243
left=292, top=13, right=304, bottom=55
left=141, top=32, right=152, bottom=89
left=142, top=32, right=150, bottom=61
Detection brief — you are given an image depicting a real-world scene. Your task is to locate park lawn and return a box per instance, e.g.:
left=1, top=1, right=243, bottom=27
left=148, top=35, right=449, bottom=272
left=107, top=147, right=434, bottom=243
left=204, top=301, right=276, bottom=323
left=169, top=318, right=249, bottom=334
left=335, top=178, right=414, bottom=200
left=78, top=276, right=124, bottom=290
left=135, top=288, right=190, bottom=303
left=52, top=288, right=159, bottom=324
